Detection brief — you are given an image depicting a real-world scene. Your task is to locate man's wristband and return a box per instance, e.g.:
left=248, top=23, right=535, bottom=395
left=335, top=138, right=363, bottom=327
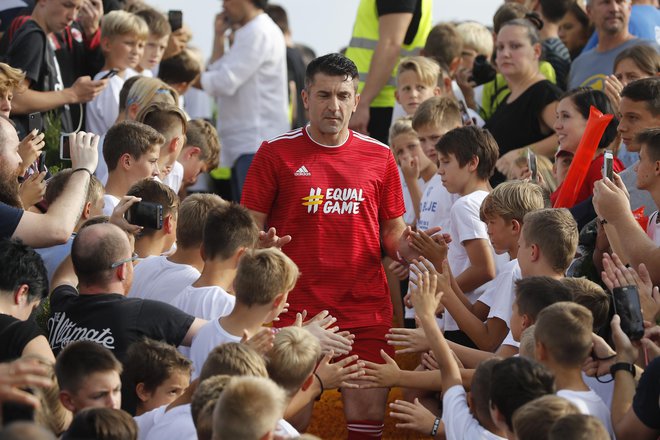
left=430, top=416, right=440, bottom=436
left=72, top=168, right=93, bottom=178
left=313, top=372, right=324, bottom=401
left=610, top=362, right=636, bottom=378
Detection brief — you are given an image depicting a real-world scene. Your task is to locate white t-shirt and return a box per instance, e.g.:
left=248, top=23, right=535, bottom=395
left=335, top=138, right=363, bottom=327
left=162, top=161, right=184, bottom=193
left=478, top=259, right=521, bottom=327
left=399, top=167, right=425, bottom=225
left=501, top=330, right=520, bottom=349
left=416, top=174, right=457, bottom=232
left=583, top=373, right=614, bottom=409
left=135, top=405, right=166, bottom=440
left=190, top=319, right=242, bottom=379
left=442, top=384, right=506, bottom=440
left=170, top=285, right=235, bottom=320
left=275, top=419, right=300, bottom=438
left=144, top=403, right=196, bottom=440
left=445, top=190, right=492, bottom=331
left=557, top=389, right=614, bottom=438
left=200, top=13, right=288, bottom=167
left=127, top=255, right=200, bottom=304
left=86, top=68, right=139, bottom=135
left=102, top=194, right=120, bottom=216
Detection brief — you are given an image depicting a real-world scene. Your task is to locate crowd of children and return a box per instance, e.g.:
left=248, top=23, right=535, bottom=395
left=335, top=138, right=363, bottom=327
left=0, top=0, right=659, bottom=439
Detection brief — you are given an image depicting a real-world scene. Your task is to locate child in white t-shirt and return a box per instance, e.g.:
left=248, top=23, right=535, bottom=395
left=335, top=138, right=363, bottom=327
left=171, top=203, right=258, bottom=319
left=86, top=10, right=147, bottom=134
left=189, top=248, right=297, bottom=377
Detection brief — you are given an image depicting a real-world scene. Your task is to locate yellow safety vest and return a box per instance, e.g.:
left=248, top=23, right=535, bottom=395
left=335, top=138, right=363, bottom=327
left=345, top=0, right=433, bottom=108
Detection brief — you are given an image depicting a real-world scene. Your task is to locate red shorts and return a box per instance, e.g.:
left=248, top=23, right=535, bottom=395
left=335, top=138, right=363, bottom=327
left=339, top=325, right=394, bottom=364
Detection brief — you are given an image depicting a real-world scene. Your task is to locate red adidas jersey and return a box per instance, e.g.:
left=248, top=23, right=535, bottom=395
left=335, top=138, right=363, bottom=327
left=242, top=127, right=405, bottom=328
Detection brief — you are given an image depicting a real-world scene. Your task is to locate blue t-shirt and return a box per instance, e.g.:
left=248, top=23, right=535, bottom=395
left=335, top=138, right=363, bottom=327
left=582, top=5, right=660, bottom=53
left=0, top=202, right=23, bottom=239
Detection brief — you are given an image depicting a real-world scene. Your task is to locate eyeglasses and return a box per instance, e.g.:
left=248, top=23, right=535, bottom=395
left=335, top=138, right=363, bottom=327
left=110, top=252, right=139, bottom=269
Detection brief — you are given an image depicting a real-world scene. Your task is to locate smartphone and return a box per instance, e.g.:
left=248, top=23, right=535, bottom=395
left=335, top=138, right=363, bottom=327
left=527, top=148, right=538, bottom=182
left=458, top=101, right=472, bottom=126
left=38, top=151, right=47, bottom=173
left=612, top=285, right=645, bottom=341
left=59, top=135, right=71, bottom=160
left=168, top=10, right=183, bottom=32
left=99, top=68, right=119, bottom=80
left=126, top=201, right=163, bottom=230
left=603, top=150, right=614, bottom=180
left=28, top=112, right=42, bottom=133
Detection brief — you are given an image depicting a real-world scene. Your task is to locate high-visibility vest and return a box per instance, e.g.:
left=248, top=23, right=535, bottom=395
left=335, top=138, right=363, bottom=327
left=345, top=0, right=433, bottom=108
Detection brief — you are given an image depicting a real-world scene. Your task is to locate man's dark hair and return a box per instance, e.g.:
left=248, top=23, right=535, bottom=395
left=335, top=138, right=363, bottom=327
left=203, top=203, right=259, bottom=261
left=265, top=4, right=288, bottom=34
left=71, top=224, right=127, bottom=286
left=621, top=76, right=660, bottom=117
left=471, top=358, right=500, bottom=427
left=55, top=341, right=122, bottom=393
left=490, top=357, right=555, bottom=431
left=0, top=239, right=48, bottom=303
left=252, top=0, right=268, bottom=10
left=435, top=125, right=499, bottom=180
left=636, top=127, right=660, bottom=162
left=515, top=276, right=573, bottom=320
left=539, top=0, right=573, bottom=23
left=305, top=53, right=359, bottom=90
left=64, top=408, right=137, bottom=440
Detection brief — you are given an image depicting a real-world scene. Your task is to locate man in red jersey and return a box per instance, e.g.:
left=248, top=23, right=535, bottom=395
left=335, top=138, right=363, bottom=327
left=242, top=53, right=409, bottom=439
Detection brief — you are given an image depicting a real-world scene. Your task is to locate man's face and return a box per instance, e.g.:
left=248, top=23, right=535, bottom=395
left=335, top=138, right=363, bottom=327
left=64, top=370, right=122, bottom=414
left=587, top=0, right=631, bottom=36
left=128, top=147, right=160, bottom=182
left=302, top=73, right=358, bottom=140
left=0, top=120, right=22, bottom=178
left=634, top=144, right=659, bottom=191
left=223, top=0, right=251, bottom=25
left=618, top=97, right=660, bottom=152
left=45, top=0, right=84, bottom=34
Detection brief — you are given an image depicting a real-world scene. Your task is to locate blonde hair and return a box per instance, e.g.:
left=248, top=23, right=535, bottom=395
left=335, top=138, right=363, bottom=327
left=548, top=414, right=610, bottom=440
left=192, top=375, right=232, bottom=440
left=561, top=277, right=609, bottom=333
left=234, top=248, right=300, bottom=307
left=522, top=208, right=578, bottom=273
left=186, top=119, right=221, bottom=169
left=518, top=324, right=536, bottom=360
left=101, top=10, right=148, bottom=41
left=397, top=56, right=441, bottom=87
left=411, top=96, right=462, bottom=132
left=212, top=376, right=286, bottom=440
left=123, top=77, right=179, bottom=115
left=0, top=62, right=25, bottom=95
left=266, top=327, right=321, bottom=398
left=388, top=115, right=417, bottom=145
left=32, top=362, right=71, bottom=436
left=513, top=395, right=580, bottom=440
left=513, top=153, right=558, bottom=192
left=455, top=21, right=494, bottom=59
left=534, top=302, right=593, bottom=367
left=480, top=180, right=545, bottom=222
left=199, top=342, right=268, bottom=382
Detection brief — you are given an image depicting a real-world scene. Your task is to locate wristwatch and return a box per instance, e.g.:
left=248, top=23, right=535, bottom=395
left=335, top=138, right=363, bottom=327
left=610, top=362, right=635, bottom=378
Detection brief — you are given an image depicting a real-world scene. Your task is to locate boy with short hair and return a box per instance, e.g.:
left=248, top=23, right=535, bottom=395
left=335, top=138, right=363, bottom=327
left=266, top=326, right=321, bottom=438
left=122, top=338, right=192, bottom=416
left=137, top=102, right=188, bottom=192
left=561, top=277, right=610, bottom=334
left=512, top=395, right=580, bottom=440
left=55, top=341, right=123, bottom=414
left=395, top=56, right=442, bottom=117
left=176, top=119, right=221, bottom=193
left=126, top=178, right=179, bottom=258
left=436, top=125, right=499, bottom=346
left=189, top=248, right=298, bottom=377
left=86, top=10, right=148, bottom=134
left=439, top=181, right=546, bottom=351
left=534, top=302, right=614, bottom=436
left=548, top=414, right=610, bottom=440
left=171, top=203, right=259, bottom=320
left=134, top=8, right=172, bottom=77
left=128, top=193, right=226, bottom=303
left=191, top=375, right=231, bottom=440
left=102, top=120, right=164, bottom=215
left=158, top=49, right=202, bottom=99
left=212, top=376, right=287, bottom=440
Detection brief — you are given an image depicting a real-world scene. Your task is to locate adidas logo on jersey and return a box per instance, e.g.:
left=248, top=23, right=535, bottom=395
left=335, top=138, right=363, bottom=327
left=294, top=166, right=311, bottom=176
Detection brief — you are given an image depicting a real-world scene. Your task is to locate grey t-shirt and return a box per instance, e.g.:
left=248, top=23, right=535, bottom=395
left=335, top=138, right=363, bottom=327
left=568, top=39, right=658, bottom=90
left=620, top=162, right=657, bottom=217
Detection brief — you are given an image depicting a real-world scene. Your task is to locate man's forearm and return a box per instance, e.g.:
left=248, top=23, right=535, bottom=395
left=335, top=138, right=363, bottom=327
left=46, top=171, right=90, bottom=235
left=608, top=213, right=660, bottom=284
left=11, top=88, right=76, bottom=115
